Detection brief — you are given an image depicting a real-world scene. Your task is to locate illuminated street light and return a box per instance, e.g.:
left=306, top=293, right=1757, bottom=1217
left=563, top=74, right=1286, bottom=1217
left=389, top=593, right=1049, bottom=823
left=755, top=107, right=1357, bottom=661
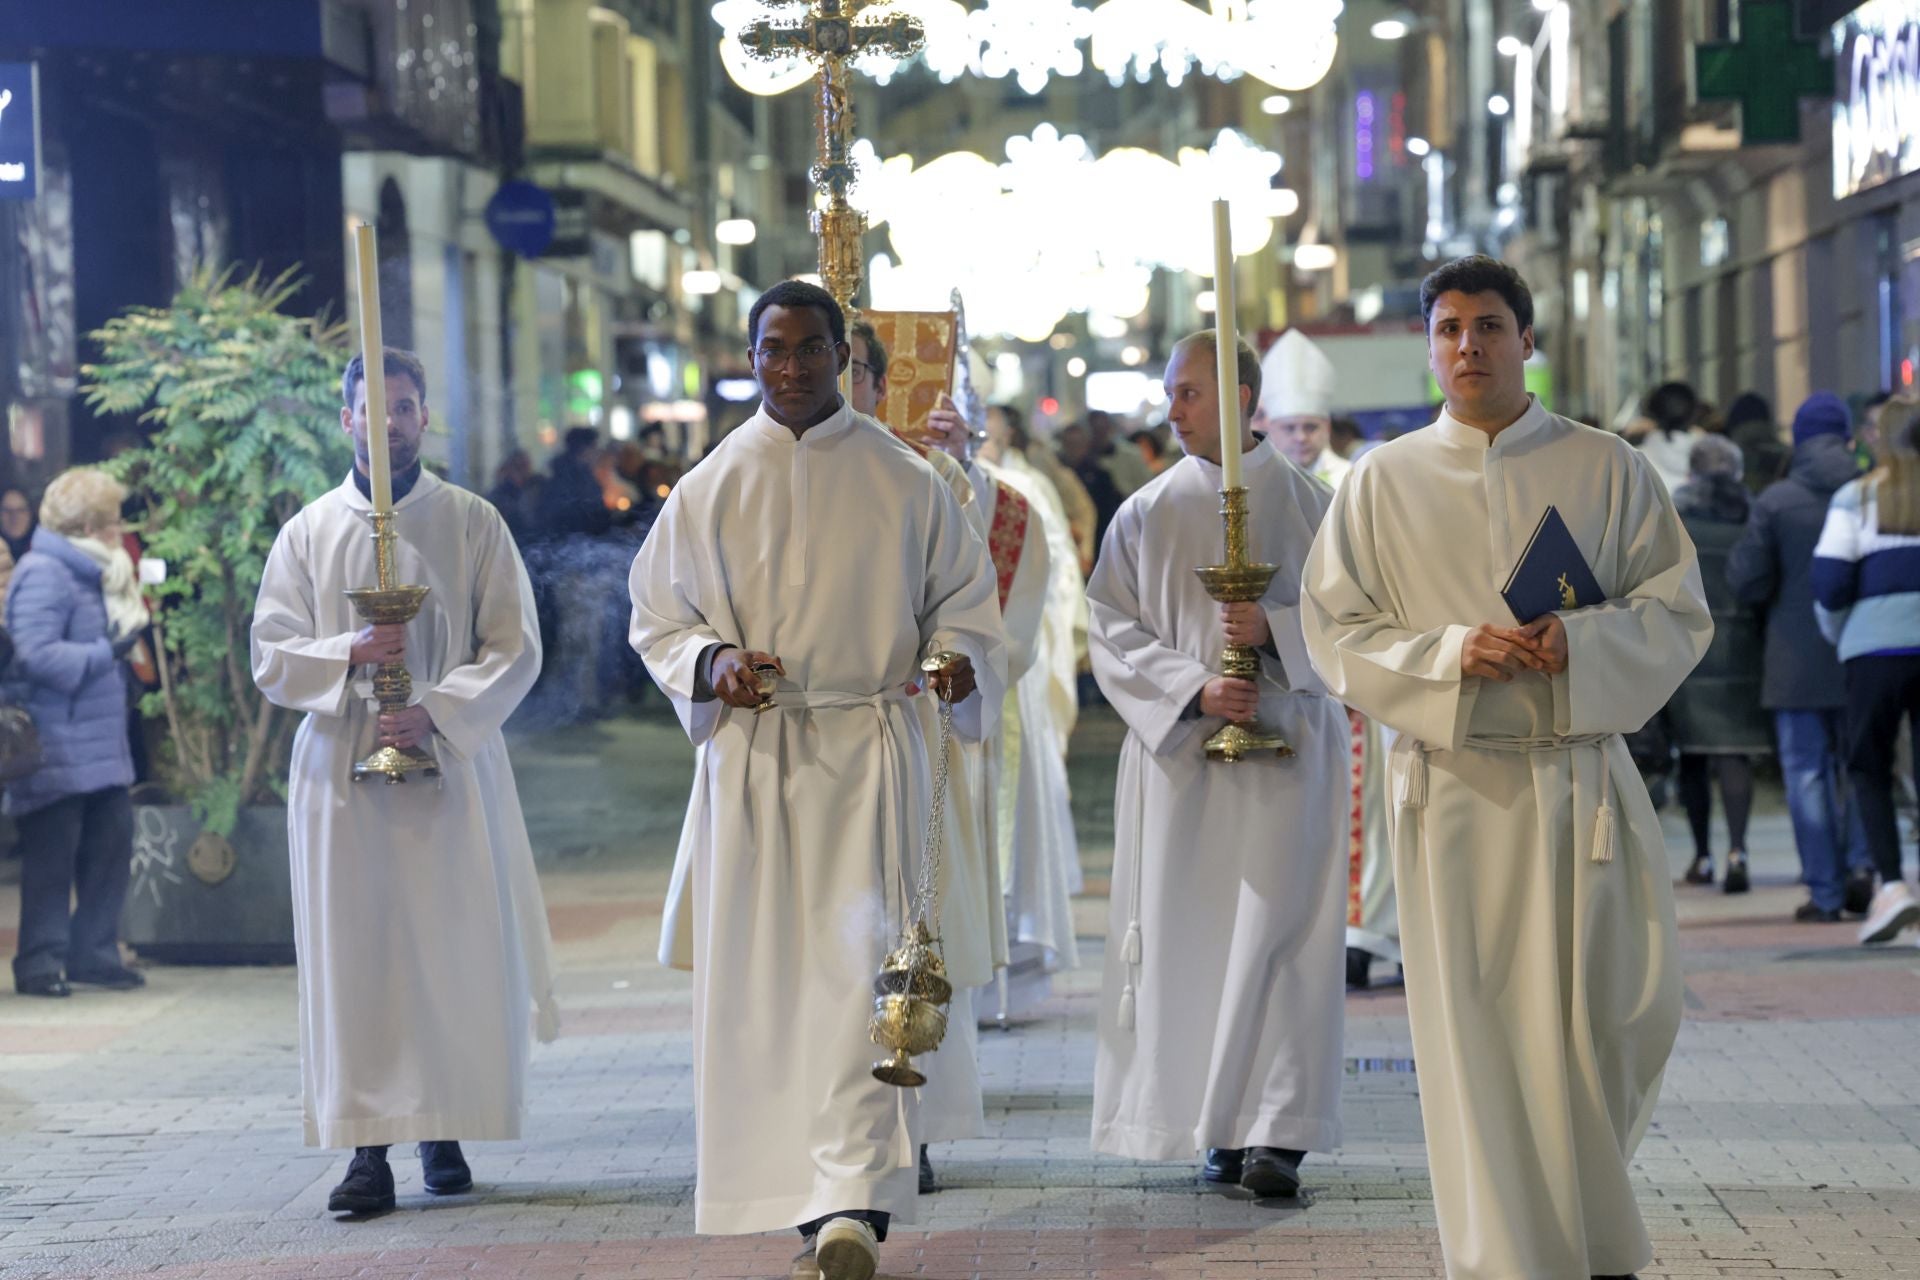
left=1488, top=93, right=1511, bottom=116
left=1370, top=18, right=1409, bottom=40
left=1067, top=356, right=1088, bottom=377
left=1293, top=243, right=1337, bottom=271
left=715, top=218, right=757, bottom=245
left=1406, top=136, right=1431, bottom=157
left=682, top=270, right=723, bottom=295
left=1196, top=290, right=1217, bottom=313
left=1497, top=35, right=1525, bottom=57
left=1260, top=94, right=1292, bottom=115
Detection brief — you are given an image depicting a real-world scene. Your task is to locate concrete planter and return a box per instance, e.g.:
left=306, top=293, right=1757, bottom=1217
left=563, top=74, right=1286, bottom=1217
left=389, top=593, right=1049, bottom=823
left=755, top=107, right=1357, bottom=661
left=121, top=804, right=294, bottom=965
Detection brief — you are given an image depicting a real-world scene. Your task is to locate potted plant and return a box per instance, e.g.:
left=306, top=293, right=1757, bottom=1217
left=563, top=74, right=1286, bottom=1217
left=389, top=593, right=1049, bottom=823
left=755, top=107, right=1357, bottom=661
left=83, top=265, right=351, bottom=963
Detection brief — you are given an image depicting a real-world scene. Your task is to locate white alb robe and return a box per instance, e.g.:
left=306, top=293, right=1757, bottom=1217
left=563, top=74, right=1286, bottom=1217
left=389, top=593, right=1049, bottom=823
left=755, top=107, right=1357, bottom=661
left=250, top=471, right=558, bottom=1149
left=1300, top=400, right=1711, bottom=1279
left=628, top=403, right=1005, bottom=1235
left=1088, top=441, right=1347, bottom=1160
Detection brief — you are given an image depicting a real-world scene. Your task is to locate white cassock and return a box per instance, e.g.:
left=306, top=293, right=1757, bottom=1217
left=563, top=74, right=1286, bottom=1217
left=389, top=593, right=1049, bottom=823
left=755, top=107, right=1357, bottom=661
left=1088, top=441, right=1347, bottom=1160
left=984, top=452, right=1086, bottom=1016
left=250, top=471, right=558, bottom=1148
left=1300, top=400, right=1711, bottom=1279
left=628, top=403, right=1005, bottom=1235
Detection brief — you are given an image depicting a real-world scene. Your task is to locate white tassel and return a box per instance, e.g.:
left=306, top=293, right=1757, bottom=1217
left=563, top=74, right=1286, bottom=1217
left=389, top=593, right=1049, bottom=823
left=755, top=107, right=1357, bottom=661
left=1395, top=749, right=1427, bottom=809
left=1122, top=921, right=1142, bottom=965
left=1591, top=803, right=1615, bottom=863
left=1117, top=983, right=1136, bottom=1031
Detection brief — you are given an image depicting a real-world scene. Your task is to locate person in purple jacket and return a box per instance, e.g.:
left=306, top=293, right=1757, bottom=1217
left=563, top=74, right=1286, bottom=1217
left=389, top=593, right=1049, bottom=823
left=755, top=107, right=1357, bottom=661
left=5, top=467, right=146, bottom=998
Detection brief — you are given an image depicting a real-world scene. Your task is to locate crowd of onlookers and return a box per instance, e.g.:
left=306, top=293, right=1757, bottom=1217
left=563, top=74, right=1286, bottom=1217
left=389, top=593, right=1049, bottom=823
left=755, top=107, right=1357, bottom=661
left=1626, top=382, right=1920, bottom=942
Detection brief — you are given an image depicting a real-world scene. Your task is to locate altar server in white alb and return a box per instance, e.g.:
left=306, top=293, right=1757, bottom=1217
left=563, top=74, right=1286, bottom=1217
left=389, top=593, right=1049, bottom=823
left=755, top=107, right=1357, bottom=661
left=628, top=281, right=1004, bottom=1280
left=1255, top=329, right=1399, bottom=989
left=1300, top=256, right=1711, bottom=1280
left=1088, top=330, right=1347, bottom=1199
left=251, top=348, right=558, bottom=1217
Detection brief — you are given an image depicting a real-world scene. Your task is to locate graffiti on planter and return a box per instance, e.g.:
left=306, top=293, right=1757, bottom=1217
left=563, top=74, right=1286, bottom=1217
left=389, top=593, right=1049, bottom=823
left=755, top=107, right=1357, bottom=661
left=131, top=807, right=185, bottom=907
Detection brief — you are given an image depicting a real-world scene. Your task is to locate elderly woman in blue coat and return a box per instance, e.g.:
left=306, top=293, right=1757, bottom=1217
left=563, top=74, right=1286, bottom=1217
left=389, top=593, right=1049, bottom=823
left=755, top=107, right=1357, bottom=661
left=6, top=467, right=145, bottom=998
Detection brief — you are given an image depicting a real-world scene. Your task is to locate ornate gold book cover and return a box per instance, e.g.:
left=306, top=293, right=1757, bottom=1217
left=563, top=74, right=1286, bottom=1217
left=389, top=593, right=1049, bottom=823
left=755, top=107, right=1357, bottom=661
left=863, top=309, right=957, bottom=442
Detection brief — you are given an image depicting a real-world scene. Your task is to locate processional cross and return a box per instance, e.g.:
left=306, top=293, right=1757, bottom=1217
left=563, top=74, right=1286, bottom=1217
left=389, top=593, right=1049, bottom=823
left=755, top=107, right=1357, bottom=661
left=736, top=0, right=924, bottom=321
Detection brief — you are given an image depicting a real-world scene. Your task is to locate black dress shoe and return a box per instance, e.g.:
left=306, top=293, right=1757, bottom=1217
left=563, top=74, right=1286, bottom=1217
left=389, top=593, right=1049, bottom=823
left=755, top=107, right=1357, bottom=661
left=67, top=965, right=145, bottom=990
left=328, top=1146, right=395, bottom=1214
left=1793, top=901, right=1842, bottom=923
left=15, top=974, right=70, bottom=998
left=1844, top=867, right=1876, bottom=916
left=1346, top=947, right=1372, bottom=990
left=1722, top=853, right=1750, bottom=895
left=1201, top=1147, right=1245, bottom=1183
left=1239, top=1146, right=1303, bottom=1198
left=418, top=1140, right=472, bottom=1195
left=917, top=1144, right=936, bottom=1194
left=1683, top=855, right=1713, bottom=885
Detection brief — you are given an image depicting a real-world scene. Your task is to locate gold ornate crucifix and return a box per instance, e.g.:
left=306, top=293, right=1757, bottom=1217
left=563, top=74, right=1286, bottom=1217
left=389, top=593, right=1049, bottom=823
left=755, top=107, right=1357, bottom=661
left=736, top=0, right=924, bottom=321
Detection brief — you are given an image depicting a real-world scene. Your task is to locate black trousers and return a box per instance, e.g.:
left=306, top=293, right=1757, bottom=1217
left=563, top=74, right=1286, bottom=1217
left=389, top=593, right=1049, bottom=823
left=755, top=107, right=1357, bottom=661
left=1844, top=653, right=1920, bottom=884
left=12, top=786, right=134, bottom=985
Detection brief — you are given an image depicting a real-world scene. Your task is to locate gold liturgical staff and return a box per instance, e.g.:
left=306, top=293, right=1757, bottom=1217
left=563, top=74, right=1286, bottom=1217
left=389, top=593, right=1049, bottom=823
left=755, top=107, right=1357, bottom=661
left=342, top=222, right=437, bottom=784
left=868, top=650, right=965, bottom=1087
left=1194, top=199, right=1293, bottom=764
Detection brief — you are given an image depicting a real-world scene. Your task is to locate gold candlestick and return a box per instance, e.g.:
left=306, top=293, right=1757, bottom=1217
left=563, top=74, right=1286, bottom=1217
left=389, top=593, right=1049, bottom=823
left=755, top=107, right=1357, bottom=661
left=1193, top=487, right=1294, bottom=764
left=343, top=512, right=438, bottom=784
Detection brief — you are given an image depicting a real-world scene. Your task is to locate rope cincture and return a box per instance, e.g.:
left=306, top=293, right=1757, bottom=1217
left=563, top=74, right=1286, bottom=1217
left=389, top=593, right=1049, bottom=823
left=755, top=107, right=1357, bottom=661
left=1397, top=733, right=1617, bottom=862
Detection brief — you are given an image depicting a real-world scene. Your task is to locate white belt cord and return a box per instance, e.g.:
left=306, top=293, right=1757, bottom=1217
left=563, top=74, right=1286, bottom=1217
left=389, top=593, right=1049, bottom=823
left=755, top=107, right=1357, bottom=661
left=1395, top=732, right=1618, bottom=863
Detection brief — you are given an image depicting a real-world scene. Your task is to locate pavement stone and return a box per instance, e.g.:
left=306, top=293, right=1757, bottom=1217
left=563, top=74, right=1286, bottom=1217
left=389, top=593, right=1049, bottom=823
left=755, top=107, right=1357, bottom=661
left=0, top=708, right=1914, bottom=1278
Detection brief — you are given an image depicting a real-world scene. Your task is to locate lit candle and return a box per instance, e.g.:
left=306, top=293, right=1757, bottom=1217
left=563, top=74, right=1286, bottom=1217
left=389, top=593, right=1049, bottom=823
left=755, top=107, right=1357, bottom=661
left=352, top=223, right=392, bottom=514
left=1211, top=198, right=1242, bottom=491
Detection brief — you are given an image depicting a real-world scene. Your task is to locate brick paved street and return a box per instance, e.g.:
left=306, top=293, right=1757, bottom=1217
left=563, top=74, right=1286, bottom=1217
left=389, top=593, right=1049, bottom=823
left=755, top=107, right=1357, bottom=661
left=2, top=708, right=1917, bottom=1279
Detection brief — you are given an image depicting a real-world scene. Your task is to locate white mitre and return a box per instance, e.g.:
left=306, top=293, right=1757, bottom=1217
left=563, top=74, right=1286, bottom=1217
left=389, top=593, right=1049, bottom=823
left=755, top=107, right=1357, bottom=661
left=1258, top=329, right=1336, bottom=419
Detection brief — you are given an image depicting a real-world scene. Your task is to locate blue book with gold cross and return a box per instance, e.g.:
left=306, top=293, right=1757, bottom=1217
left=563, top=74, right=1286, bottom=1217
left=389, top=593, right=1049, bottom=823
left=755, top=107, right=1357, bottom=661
left=1501, top=505, right=1605, bottom=624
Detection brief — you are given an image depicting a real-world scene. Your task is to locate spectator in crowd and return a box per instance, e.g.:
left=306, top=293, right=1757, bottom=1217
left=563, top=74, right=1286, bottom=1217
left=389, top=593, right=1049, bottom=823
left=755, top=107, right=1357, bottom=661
left=1812, top=398, right=1920, bottom=943
left=6, top=467, right=146, bottom=998
left=1730, top=392, right=1873, bottom=921
left=1329, top=416, right=1365, bottom=460
left=1858, top=390, right=1895, bottom=471
left=1088, top=410, right=1152, bottom=498
left=1059, top=419, right=1124, bottom=554
left=537, top=427, right=612, bottom=539
left=1131, top=427, right=1172, bottom=477
left=486, top=449, right=540, bottom=545
left=1723, top=392, right=1790, bottom=495
left=0, top=486, right=34, bottom=593
left=1669, top=436, right=1772, bottom=898
left=1634, top=380, right=1702, bottom=492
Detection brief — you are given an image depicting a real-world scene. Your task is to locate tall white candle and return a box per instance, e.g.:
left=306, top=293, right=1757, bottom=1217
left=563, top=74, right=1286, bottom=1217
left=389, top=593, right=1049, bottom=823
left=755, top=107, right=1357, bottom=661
left=1211, top=199, right=1242, bottom=491
left=352, top=223, right=392, bottom=514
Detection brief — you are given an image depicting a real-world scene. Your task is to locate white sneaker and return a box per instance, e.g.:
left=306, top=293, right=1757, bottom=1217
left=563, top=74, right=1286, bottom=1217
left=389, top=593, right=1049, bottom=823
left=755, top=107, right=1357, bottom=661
left=814, top=1216, right=879, bottom=1280
left=1859, top=879, right=1920, bottom=944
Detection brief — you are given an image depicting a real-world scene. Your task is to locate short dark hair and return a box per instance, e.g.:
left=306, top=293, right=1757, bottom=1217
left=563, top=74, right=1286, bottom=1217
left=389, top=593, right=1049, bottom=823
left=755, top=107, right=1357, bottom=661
left=1643, top=381, right=1700, bottom=433
left=748, top=279, right=846, bottom=348
left=564, top=426, right=599, bottom=455
left=992, top=403, right=1032, bottom=451
left=851, top=318, right=888, bottom=380
left=343, top=346, right=428, bottom=408
left=1419, top=255, right=1534, bottom=335
left=1172, top=330, right=1262, bottom=410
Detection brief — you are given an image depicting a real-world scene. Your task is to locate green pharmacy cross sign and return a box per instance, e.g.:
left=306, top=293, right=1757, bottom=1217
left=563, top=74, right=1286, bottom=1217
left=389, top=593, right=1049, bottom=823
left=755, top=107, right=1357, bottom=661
left=1695, top=0, right=1831, bottom=144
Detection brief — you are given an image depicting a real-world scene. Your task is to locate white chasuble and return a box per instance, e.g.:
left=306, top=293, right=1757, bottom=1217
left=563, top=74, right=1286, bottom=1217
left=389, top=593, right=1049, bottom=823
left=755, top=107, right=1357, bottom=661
left=250, top=472, right=558, bottom=1149
left=1299, top=400, right=1711, bottom=1280
left=628, top=403, right=1006, bottom=1235
left=1087, top=441, right=1347, bottom=1161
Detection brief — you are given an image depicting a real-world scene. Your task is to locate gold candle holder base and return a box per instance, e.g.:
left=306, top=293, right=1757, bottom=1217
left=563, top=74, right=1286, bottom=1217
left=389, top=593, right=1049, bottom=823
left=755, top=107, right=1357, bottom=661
left=1193, top=487, right=1295, bottom=765
left=344, top=513, right=438, bottom=785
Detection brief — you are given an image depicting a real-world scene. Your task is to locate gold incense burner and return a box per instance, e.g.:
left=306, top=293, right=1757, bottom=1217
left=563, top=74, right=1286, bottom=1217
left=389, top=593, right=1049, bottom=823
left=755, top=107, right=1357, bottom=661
left=867, top=649, right=964, bottom=1087
left=343, top=511, right=438, bottom=784
left=1193, top=487, right=1294, bottom=764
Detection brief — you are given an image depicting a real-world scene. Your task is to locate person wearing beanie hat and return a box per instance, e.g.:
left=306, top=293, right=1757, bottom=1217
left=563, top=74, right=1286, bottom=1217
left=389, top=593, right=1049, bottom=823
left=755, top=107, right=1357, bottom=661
left=1729, top=390, right=1874, bottom=924
left=1253, top=330, right=1350, bottom=488
left=1792, top=391, right=1852, bottom=444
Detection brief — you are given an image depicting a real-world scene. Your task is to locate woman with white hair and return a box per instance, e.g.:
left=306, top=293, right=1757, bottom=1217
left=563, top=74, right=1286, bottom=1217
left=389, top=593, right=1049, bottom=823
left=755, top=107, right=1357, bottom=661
left=5, top=466, right=146, bottom=998
left=1669, top=433, right=1772, bottom=901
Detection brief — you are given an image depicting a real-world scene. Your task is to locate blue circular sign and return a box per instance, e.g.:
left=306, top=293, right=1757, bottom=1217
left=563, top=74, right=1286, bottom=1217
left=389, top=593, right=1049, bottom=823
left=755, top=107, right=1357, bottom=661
left=485, top=180, right=558, bottom=258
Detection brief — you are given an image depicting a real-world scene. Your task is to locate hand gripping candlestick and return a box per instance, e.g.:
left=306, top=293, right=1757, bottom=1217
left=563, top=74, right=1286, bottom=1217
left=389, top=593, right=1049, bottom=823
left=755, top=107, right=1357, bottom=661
left=869, top=650, right=965, bottom=1087
left=1193, top=199, right=1293, bottom=765
left=342, top=222, right=437, bottom=784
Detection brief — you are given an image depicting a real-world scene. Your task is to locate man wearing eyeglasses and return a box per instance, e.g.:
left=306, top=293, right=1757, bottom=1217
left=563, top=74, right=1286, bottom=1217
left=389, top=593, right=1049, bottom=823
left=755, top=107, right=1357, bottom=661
left=629, top=279, right=1006, bottom=1280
